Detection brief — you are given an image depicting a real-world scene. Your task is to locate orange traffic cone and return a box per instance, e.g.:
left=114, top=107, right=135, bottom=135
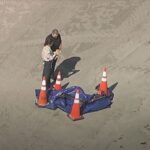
left=53, top=71, right=62, bottom=90
left=37, top=76, right=48, bottom=107
left=98, top=67, right=108, bottom=96
left=68, top=89, right=84, bottom=121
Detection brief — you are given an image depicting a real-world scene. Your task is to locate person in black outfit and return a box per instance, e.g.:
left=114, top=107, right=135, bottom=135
left=44, top=29, right=62, bottom=82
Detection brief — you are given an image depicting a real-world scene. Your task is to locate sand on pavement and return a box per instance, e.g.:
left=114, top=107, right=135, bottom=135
left=0, top=0, right=150, bottom=150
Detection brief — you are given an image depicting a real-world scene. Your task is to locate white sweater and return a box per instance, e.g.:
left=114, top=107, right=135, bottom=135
left=41, top=45, right=54, bottom=61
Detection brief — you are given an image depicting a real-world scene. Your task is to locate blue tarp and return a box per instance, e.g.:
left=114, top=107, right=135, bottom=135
left=35, top=85, right=114, bottom=115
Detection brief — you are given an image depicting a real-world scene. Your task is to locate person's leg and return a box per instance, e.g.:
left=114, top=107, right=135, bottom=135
left=51, top=58, right=57, bottom=81
left=42, top=61, right=52, bottom=89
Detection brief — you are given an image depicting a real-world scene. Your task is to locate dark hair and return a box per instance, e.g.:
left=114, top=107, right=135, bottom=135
left=44, top=37, right=53, bottom=46
left=52, top=29, right=59, bottom=35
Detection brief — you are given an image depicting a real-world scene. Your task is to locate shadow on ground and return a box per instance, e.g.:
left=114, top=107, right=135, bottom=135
left=55, top=56, right=81, bottom=80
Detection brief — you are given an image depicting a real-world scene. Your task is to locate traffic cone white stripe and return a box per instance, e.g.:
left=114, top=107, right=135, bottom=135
left=42, top=80, right=46, bottom=85
left=57, top=75, right=61, bottom=79
left=41, top=86, right=46, bottom=90
left=103, top=71, right=107, bottom=77
left=75, top=93, right=79, bottom=99
left=56, top=80, right=61, bottom=84
left=102, top=77, right=107, bottom=82
left=74, top=100, right=79, bottom=103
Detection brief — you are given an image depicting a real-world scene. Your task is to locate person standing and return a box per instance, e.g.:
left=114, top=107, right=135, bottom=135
left=44, top=29, right=62, bottom=82
left=41, top=38, right=55, bottom=89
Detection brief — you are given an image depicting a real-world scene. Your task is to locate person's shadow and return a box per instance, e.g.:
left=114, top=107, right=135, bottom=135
left=55, top=56, right=81, bottom=80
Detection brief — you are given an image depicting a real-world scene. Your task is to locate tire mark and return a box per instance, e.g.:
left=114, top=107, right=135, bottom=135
left=117, top=1, right=150, bottom=34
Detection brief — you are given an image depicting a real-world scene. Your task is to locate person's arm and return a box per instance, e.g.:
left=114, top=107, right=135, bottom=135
left=59, top=43, right=62, bottom=50
left=44, top=36, right=48, bottom=46
left=58, top=34, right=62, bottom=51
left=44, top=35, right=52, bottom=46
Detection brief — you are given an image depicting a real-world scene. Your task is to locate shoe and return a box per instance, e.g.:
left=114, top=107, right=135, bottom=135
left=50, top=78, right=54, bottom=83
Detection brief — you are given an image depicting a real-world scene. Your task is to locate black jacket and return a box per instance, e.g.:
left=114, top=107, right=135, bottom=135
left=44, top=34, right=61, bottom=52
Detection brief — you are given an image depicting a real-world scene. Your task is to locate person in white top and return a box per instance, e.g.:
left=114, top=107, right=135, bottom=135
left=41, top=45, right=54, bottom=62
left=41, top=38, right=58, bottom=89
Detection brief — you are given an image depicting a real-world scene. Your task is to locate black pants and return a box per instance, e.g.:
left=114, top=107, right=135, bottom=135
left=42, top=59, right=57, bottom=89
left=51, top=58, right=57, bottom=80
